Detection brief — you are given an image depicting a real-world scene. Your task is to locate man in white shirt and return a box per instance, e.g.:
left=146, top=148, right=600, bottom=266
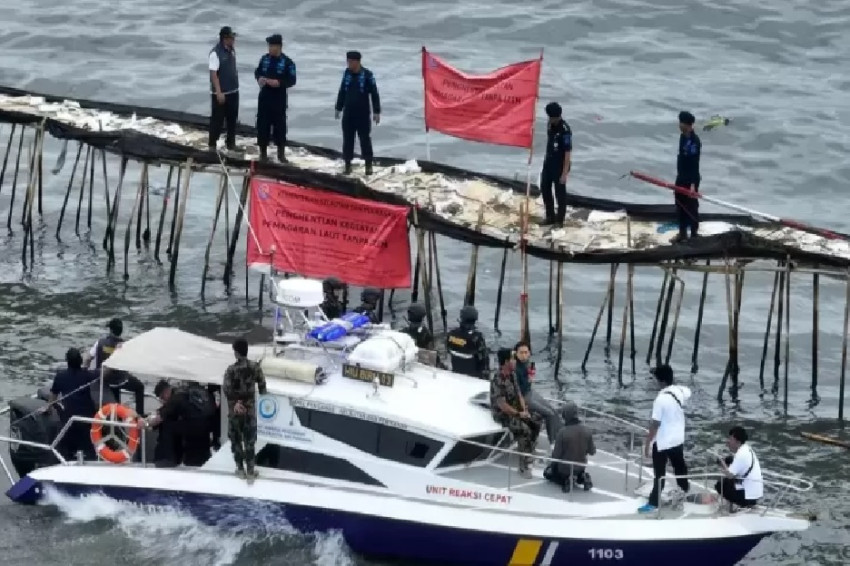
left=639, top=364, right=692, bottom=513
left=208, top=26, right=240, bottom=151
left=715, top=426, right=763, bottom=508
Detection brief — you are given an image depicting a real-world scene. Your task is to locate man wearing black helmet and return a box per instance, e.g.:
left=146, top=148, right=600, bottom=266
left=254, top=33, right=296, bottom=163
left=320, top=277, right=345, bottom=319
left=401, top=302, right=434, bottom=350
left=446, top=305, right=489, bottom=379
left=540, top=101, right=572, bottom=226
left=83, top=317, right=145, bottom=416
left=352, top=287, right=381, bottom=324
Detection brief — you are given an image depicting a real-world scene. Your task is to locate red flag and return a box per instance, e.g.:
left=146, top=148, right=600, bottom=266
left=422, top=47, right=542, bottom=149
left=246, top=177, right=411, bottom=288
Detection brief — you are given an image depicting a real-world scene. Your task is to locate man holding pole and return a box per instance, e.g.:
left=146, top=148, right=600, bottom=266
left=673, top=111, right=701, bottom=243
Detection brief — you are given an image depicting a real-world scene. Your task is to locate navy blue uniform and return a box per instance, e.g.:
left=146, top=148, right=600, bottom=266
left=335, top=67, right=381, bottom=167
left=675, top=132, right=701, bottom=238
left=541, top=120, right=572, bottom=224
left=50, top=368, right=97, bottom=459
left=254, top=53, right=296, bottom=152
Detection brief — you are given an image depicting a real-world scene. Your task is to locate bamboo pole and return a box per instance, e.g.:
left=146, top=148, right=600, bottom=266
left=169, top=159, right=193, bottom=288
left=519, top=202, right=530, bottom=345
left=56, top=142, right=83, bottom=240
left=21, top=125, right=44, bottom=269
left=654, top=267, right=677, bottom=367
left=74, top=144, right=91, bottom=236
left=758, top=270, right=780, bottom=392
left=106, top=157, right=129, bottom=272
left=548, top=241, right=555, bottom=336
left=123, top=164, right=148, bottom=281
left=36, top=133, right=43, bottom=217
left=412, top=205, right=434, bottom=335
left=201, top=174, right=227, bottom=298
left=773, top=262, right=786, bottom=394
left=166, top=166, right=182, bottom=257
left=646, top=269, right=670, bottom=365
left=605, top=263, right=618, bottom=352
left=7, top=125, right=25, bottom=233
left=691, top=260, right=710, bottom=373
left=86, top=142, right=95, bottom=231
left=627, top=219, right=636, bottom=375
left=581, top=275, right=614, bottom=372
left=812, top=272, right=819, bottom=401
left=493, top=239, right=509, bottom=336
left=0, top=124, right=16, bottom=196
left=154, top=165, right=174, bottom=263
left=430, top=231, right=448, bottom=334
left=135, top=167, right=145, bottom=251
left=223, top=175, right=249, bottom=293
left=100, top=148, right=112, bottom=251
left=554, top=252, right=565, bottom=381
left=664, top=272, right=686, bottom=366
left=839, top=268, right=849, bottom=423
left=783, top=258, right=792, bottom=413
left=463, top=204, right=485, bottom=306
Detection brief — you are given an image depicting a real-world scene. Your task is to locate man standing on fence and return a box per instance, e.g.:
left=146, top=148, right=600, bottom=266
left=335, top=51, right=381, bottom=176
left=209, top=26, right=240, bottom=152
left=254, top=33, right=296, bottom=163
left=540, top=101, right=572, bottom=227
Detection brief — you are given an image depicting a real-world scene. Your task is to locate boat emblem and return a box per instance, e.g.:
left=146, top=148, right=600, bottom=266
left=258, top=396, right=278, bottom=420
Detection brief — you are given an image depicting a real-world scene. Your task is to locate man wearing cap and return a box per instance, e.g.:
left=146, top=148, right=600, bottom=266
left=209, top=26, right=240, bottom=152
left=254, top=34, right=296, bottom=163
left=540, top=101, right=572, bottom=226
left=673, top=110, right=702, bottom=243
left=334, top=51, right=381, bottom=176
left=83, top=317, right=145, bottom=416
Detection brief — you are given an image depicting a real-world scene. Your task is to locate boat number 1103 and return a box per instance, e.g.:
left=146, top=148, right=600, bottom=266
left=588, top=548, right=624, bottom=560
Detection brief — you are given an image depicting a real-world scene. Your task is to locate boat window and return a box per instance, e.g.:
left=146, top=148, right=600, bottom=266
left=436, top=432, right=504, bottom=468
left=255, top=443, right=386, bottom=487
left=294, top=407, right=444, bottom=468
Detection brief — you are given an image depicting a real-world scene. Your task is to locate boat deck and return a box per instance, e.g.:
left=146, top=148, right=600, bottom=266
left=440, top=437, right=720, bottom=519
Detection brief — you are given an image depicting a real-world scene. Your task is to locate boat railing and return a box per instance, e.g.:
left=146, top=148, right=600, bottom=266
left=0, top=412, right=147, bottom=486
left=448, top=431, right=812, bottom=518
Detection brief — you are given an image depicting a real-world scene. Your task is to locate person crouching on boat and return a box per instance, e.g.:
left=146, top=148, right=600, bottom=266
left=447, top=306, right=489, bottom=379
left=352, top=288, right=381, bottom=324
left=490, top=347, right=542, bottom=479
left=320, top=277, right=345, bottom=319
left=141, top=380, right=215, bottom=467
left=223, top=338, right=268, bottom=481
left=545, top=401, right=596, bottom=492
left=513, top=341, right=562, bottom=442
left=254, top=33, right=296, bottom=163
left=639, top=364, right=692, bottom=514
left=83, top=317, right=146, bottom=417
left=714, top=426, right=762, bottom=510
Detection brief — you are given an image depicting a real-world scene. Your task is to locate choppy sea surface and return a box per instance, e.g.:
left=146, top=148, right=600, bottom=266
left=0, top=0, right=849, bottom=564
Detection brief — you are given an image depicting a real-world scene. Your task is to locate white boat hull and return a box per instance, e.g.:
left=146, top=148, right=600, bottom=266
left=8, top=464, right=806, bottom=566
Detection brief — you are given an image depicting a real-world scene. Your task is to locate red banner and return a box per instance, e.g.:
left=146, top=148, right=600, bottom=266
left=422, top=47, right=542, bottom=149
left=246, top=177, right=411, bottom=288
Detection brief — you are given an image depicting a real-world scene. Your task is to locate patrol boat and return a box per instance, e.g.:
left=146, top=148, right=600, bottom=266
left=1, top=278, right=814, bottom=566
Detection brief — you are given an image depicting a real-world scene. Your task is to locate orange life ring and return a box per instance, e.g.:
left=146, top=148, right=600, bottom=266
left=90, top=403, right=141, bottom=464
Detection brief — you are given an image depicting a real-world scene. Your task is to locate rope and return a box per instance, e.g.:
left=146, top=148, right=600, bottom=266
left=214, top=150, right=264, bottom=255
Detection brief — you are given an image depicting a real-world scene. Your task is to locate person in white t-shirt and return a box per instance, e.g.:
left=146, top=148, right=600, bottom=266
left=715, top=426, right=763, bottom=508
left=639, top=364, right=692, bottom=513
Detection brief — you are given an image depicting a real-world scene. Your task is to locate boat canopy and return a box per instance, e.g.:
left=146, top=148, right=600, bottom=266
left=102, top=327, right=268, bottom=386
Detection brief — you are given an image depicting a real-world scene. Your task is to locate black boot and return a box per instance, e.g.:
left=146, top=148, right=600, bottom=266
left=259, top=146, right=268, bottom=162
left=344, top=162, right=352, bottom=175
left=277, top=146, right=287, bottom=163
left=364, top=163, right=373, bottom=176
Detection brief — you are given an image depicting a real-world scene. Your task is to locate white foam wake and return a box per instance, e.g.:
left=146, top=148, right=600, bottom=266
left=40, top=486, right=355, bottom=566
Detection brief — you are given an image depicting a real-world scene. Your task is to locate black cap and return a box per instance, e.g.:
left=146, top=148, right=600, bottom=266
left=497, top=347, right=513, bottom=367
left=266, top=34, right=282, bottom=45
left=678, top=111, right=696, bottom=125
left=219, top=26, right=236, bottom=38
left=545, top=102, right=562, bottom=118
left=459, top=305, right=478, bottom=324
left=346, top=51, right=362, bottom=61
left=154, top=379, right=171, bottom=398
left=107, top=317, right=123, bottom=336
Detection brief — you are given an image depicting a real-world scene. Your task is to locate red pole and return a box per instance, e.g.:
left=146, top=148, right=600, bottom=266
left=629, top=170, right=846, bottom=241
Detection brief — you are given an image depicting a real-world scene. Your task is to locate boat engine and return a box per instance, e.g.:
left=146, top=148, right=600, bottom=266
left=7, top=389, right=61, bottom=478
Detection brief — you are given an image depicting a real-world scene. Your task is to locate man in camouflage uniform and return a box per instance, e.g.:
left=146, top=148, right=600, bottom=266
left=223, top=337, right=267, bottom=481
left=490, top=347, right=542, bottom=478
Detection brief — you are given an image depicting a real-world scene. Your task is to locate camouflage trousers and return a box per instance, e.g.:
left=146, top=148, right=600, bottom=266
left=228, top=412, right=257, bottom=471
left=503, top=414, right=543, bottom=456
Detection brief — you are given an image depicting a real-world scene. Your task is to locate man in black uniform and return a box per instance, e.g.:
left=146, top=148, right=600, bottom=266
left=352, top=288, right=381, bottom=324
left=335, top=51, right=381, bottom=176
left=254, top=34, right=296, bottom=163
left=540, top=102, right=572, bottom=226
left=320, top=277, right=345, bottom=319
left=402, top=303, right=434, bottom=349
left=673, top=111, right=702, bottom=243
left=83, top=318, right=145, bottom=416
left=142, top=380, right=215, bottom=468
left=446, top=305, right=489, bottom=379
